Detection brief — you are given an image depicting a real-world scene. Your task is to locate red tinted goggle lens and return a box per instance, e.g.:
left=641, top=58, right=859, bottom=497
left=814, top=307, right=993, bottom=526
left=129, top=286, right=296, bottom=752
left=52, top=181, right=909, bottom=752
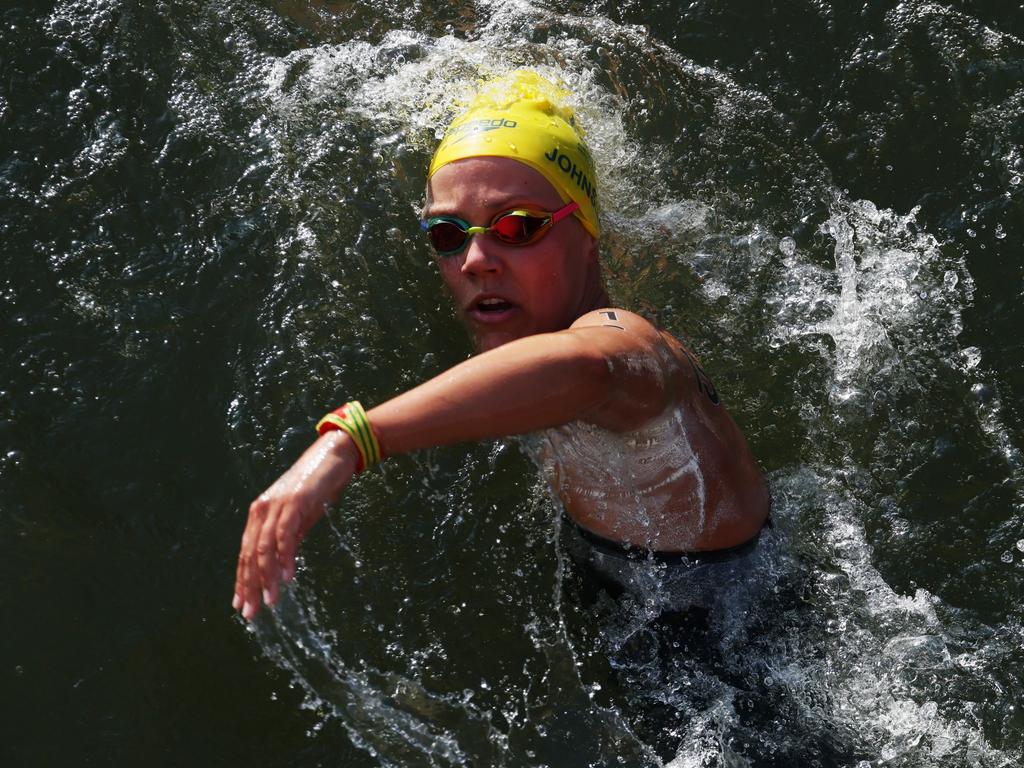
left=422, top=210, right=553, bottom=255
left=490, top=211, right=548, bottom=243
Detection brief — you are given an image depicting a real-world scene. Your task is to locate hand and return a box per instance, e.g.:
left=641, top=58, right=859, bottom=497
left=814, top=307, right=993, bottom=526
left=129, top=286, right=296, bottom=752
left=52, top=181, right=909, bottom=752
left=233, top=431, right=359, bottom=620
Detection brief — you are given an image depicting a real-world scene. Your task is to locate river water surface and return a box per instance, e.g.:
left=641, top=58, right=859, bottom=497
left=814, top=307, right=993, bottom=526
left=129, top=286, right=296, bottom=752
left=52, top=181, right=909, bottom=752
left=2, top=1, right=1023, bottom=766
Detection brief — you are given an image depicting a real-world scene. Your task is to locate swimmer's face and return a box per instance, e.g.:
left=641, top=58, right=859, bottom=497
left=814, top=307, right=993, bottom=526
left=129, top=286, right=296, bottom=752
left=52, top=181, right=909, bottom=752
left=424, top=157, right=602, bottom=352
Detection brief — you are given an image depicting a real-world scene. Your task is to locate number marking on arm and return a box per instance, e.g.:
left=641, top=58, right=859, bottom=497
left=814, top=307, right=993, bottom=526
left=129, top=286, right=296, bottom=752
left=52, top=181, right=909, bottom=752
left=599, top=310, right=625, bottom=330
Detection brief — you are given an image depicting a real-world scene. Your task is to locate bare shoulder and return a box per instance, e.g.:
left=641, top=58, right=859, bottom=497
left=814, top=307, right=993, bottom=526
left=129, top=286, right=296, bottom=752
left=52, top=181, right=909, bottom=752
left=570, top=308, right=689, bottom=375
left=564, top=308, right=676, bottom=429
left=572, top=309, right=723, bottom=410
left=569, top=307, right=663, bottom=345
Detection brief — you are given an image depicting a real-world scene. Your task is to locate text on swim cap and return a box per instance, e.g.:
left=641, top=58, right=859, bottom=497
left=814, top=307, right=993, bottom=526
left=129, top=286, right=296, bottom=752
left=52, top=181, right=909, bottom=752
left=447, top=118, right=519, bottom=144
left=544, top=147, right=597, bottom=205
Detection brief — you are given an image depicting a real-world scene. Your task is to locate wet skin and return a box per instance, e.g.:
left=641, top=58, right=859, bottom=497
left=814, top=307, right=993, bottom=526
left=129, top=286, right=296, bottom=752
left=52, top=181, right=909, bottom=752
left=233, top=157, right=769, bottom=620
left=425, top=157, right=607, bottom=352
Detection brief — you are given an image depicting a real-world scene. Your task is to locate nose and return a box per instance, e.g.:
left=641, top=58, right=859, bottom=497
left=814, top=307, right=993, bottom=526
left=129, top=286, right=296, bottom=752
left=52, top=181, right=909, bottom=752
left=459, top=234, right=503, bottom=277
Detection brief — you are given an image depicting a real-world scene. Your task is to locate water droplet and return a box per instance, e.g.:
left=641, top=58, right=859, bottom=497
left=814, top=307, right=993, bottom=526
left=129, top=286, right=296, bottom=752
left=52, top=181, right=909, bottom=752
left=1016, top=539, right=1024, bottom=552
left=1001, top=550, right=1014, bottom=564
left=764, top=676, right=774, bottom=686
left=508, top=143, right=517, bottom=152
left=994, top=224, right=1006, bottom=240
left=778, top=236, right=796, bottom=257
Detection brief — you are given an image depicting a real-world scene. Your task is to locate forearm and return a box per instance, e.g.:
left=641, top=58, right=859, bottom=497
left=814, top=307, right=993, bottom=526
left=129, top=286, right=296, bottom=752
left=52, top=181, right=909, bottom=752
left=368, top=331, right=612, bottom=457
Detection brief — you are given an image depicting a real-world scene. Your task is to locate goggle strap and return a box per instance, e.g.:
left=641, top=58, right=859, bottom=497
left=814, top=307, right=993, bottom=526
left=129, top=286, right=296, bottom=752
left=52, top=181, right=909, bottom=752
left=550, top=201, right=580, bottom=224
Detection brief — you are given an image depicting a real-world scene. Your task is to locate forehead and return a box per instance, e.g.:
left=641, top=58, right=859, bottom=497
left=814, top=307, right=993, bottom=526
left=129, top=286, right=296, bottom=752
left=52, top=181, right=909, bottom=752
left=425, top=157, right=564, bottom=214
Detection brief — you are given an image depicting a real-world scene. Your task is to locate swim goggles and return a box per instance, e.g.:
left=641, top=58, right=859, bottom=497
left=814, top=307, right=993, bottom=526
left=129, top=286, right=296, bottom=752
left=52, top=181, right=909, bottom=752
left=421, top=201, right=580, bottom=256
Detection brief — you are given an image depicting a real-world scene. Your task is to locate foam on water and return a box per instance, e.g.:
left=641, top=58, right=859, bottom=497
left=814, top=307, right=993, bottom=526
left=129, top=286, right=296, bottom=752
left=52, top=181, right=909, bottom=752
left=229, top=2, right=1024, bottom=765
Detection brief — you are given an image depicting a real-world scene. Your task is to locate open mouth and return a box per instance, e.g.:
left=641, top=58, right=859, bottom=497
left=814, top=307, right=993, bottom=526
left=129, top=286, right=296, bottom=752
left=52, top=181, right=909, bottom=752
left=467, top=295, right=517, bottom=323
left=476, top=297, right=513, bottom=313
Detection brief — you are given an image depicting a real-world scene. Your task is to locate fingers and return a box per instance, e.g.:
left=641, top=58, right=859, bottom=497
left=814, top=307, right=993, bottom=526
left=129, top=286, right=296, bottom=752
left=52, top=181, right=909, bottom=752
left=233, top=435, right=358, bottom=621
left=234, top=495, right=307, bottom=620
left=256, top=503, right=283, bottom=607
left=235, top=496, right=272, bottom=621
left=276, top=503, right=304, bottom=585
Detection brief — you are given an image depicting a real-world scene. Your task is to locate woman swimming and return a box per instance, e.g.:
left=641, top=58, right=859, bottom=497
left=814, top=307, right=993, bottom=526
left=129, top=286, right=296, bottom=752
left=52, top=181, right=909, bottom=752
left=233, top=70, right=769, bottom=620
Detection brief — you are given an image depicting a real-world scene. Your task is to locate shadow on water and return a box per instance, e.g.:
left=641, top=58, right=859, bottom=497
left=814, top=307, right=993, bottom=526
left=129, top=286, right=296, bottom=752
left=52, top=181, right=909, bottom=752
left=2, top=0, right=1022, bottom=766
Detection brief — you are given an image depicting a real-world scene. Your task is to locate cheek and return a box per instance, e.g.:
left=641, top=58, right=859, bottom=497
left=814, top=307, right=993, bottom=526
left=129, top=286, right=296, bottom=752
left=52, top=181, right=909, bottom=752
left=435, top=259, right=464, bottom=290
left=538, top=250, right=577, bottom=290
left=522, top=261, right=574, bottom=319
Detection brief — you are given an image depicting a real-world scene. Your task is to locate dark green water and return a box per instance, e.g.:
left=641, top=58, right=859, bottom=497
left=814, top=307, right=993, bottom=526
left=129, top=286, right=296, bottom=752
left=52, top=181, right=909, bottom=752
left=2, top=1, right=1022, bottom=765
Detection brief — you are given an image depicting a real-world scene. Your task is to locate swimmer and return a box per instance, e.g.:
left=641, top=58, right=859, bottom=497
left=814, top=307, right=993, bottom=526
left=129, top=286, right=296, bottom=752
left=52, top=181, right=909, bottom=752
left=233, top=70, right=770, bottom=619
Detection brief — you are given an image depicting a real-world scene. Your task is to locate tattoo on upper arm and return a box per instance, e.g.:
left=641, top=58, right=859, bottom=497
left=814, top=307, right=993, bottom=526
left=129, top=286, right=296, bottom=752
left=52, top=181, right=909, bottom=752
left=599, top=310, right=625, bottom=330
left=682, top=349, right=720, bottom=405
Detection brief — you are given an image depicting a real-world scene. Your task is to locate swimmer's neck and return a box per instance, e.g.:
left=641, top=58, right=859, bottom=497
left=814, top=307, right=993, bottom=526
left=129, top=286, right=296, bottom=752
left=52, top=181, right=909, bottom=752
left=562, top=255, right=609, bottom=324
left=574, top=269, right=610, bottom=321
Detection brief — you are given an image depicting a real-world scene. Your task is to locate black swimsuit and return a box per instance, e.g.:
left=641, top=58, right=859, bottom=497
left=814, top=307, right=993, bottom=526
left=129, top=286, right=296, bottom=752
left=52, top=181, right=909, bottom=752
left=561, top=514, right=773, bottom=598
left=563, top=514, right=772, bottom=565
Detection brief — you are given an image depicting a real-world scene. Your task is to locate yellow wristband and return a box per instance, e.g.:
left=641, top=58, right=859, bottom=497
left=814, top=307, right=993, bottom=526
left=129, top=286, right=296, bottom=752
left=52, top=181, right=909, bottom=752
left=315, top=400, right=382, bottom=472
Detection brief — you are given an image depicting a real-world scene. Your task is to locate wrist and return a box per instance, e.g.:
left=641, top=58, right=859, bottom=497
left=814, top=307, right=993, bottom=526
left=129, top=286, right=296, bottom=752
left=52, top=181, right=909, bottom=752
left=315, top=401, right=383, bottom=473
left=320, top=429, right=360, bottom=470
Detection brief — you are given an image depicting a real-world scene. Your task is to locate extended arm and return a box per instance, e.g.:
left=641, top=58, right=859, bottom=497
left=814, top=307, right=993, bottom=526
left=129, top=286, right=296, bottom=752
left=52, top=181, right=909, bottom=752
left=233, top=309, right=670, bottom=619
left=370, top=313, right=671, bottom=455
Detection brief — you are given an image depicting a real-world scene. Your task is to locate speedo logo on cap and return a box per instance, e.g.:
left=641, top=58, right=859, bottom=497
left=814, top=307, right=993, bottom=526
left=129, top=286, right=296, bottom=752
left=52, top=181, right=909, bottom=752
left=446, top=117, right=518, bottom=145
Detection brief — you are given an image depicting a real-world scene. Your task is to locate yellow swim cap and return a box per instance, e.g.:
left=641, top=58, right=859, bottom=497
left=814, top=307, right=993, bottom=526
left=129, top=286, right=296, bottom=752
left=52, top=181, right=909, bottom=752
left=428, top=70, right=600, bottom=239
